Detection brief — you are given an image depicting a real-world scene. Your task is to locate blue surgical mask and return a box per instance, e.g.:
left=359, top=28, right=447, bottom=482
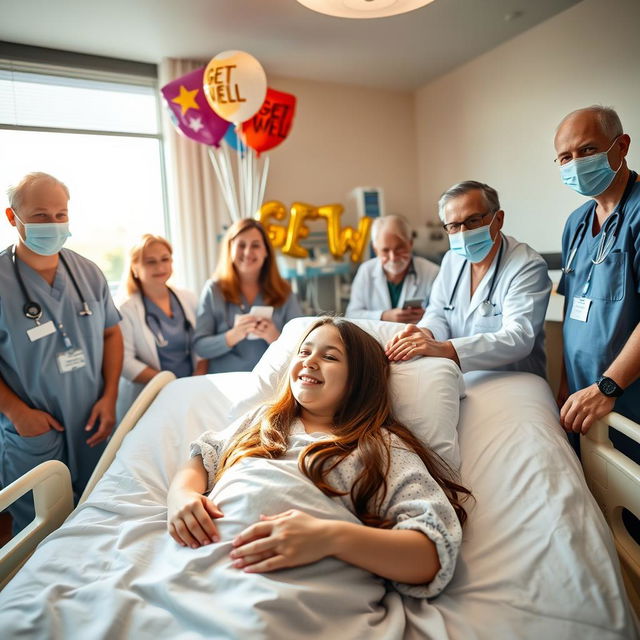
left=559, top=137, right=622, bottom=196
left=13, top=211, right=71, bottom=256
left=448, top=214, right=496, bottom=263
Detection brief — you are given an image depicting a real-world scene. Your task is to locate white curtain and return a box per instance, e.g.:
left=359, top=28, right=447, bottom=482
left=159, top=58, right=228, bottom=294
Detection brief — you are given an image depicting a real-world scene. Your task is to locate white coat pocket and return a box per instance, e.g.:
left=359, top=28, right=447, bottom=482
left=473, top=314, right=503, bottom=333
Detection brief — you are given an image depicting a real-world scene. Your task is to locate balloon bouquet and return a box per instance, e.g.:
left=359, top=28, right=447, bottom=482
left=161, top=51, right=296, bottom=223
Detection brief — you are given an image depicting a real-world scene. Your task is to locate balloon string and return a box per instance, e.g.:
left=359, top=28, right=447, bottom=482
left=208, top=148, right=233, bottom=222
left=258, top=155, right=270, bottom=209
left=221, top=142, right=240, bottom=222
left=249, top=148, right=255, bottom=216
left=215, top=146, right=237, bottom=222
left=208, top=147, right=237, bottom=224
left=243, top=144, right=249, bottom=217
left=236, top=131, right=246, bottom=218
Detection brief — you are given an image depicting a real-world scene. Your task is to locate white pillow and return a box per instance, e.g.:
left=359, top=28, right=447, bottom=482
left=249, top=317, right=463, bottom=468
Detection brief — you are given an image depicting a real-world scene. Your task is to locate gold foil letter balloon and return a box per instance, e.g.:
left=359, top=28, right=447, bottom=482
left=317, top=204, right=372, bottom=261
left=282, top=203, right=319, bottom=258
left=341, top=216, right=373, bottom=262
left=256, top=201, right=288, bottom=248
left=203, top=51, right=267, bottom=124
left=316, top=204, right=344, bottom=259
left=258, top=201, right=373, bottom=261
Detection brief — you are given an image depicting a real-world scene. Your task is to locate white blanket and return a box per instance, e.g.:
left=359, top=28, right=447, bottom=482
left=0, top=370, right=636, bottom=639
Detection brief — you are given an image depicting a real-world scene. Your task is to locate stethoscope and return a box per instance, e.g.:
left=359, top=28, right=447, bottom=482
left=12, top=245, right=93, bottom=323
left=563, top=170, right=637, bottom=275
left=444, top=236, right=504, bottom=317
left=141, top=287, right=192, bottom=351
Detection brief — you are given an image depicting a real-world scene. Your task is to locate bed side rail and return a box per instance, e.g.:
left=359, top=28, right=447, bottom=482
left=581, top=412, right=640, bottom=617
left=0, top=460, right=73, bottom=591
left=79, top=370, right=176, bottom=504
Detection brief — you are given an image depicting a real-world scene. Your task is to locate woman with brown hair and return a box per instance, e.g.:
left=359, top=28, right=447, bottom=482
left=168, top=317, right=470, bottom=599
left=194, top=218, right=302, bottom=373
left=117, top=234, right=207, bottom=420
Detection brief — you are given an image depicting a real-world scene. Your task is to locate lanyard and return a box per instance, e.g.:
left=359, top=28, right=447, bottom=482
left=444, top=236, right=504, bottom=312
left=12, top=246, right=43, bottom=322
left=563, top=170, right=637, bottom=274
left=12, top=246, right=92, bottom=349
left=12, top=246, right=93, bottom=321
left=141, top=287, right=192, bottom=352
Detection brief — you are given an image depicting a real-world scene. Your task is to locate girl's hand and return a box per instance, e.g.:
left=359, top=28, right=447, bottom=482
left=225, top=315, right=257, bottom=348
left=167, top=489, right=224, bottom=548
left=252, top=318, right=280, bottom=344
left=230, top=509, right=332, bottom=572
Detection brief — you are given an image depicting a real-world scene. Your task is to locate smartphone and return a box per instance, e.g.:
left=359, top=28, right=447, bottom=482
left=403, top=298, right=424, bottom=310
left=247, top=305, right=274, bottom=340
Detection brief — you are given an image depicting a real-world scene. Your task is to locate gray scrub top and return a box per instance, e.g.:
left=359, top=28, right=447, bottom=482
left=558, top=180, right=640, bottom=423
left=193, top=279, right=303, bottom=373
left=145, top=295, right=193, bottom=379
left=0, top=247, right=121, bottom=491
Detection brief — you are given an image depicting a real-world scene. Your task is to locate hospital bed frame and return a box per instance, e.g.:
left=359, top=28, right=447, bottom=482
left=581, top=412, right=640, bottom=615
left=0, top=372, right=639, bottom=617
left=0, top=371, right=175, bottom=591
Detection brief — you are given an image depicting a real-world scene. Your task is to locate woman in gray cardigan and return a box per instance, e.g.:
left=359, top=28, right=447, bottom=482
left=194, top=219, right=303, bottom=373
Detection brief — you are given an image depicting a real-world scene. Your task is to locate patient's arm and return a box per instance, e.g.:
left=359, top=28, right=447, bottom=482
left=230, top=510, right=439, bottom=585
left=167, top=456, right=223, bottom=548
left=231, top=434, right=462, bottom=597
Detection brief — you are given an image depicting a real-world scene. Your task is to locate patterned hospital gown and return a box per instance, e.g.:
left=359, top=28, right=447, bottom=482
left=190, top=412, right=463, bottom=599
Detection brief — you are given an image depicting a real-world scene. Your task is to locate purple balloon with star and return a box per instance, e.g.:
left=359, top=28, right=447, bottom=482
left=161, top=67, right=230, bottom=146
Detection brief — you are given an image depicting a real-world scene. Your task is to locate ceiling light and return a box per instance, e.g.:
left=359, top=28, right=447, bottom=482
left=296, top=0, right=435, bottom=19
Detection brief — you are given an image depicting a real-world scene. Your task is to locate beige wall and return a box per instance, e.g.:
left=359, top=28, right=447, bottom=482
left=262, top=75, right=418, bottom=228
left=414, top=0, right=640, bottom=252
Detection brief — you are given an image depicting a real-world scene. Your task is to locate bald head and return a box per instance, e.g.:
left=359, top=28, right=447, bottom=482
left=7, top=172, right=70, bottom=213
left=554, top=106, right=630, bottom=169
left=555, top=106, right=623, bottom=145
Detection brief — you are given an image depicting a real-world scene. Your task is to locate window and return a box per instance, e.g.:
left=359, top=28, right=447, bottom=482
left=0, top=59, right=167, bottom=289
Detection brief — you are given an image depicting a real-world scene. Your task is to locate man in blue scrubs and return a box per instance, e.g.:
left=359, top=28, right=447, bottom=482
left=0, top=172, right=123, bottom=533
left=555, top=106, right=640, bottom=451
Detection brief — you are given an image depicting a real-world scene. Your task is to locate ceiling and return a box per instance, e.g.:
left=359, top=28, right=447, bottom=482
left=1, top=0, right=582, bottom=90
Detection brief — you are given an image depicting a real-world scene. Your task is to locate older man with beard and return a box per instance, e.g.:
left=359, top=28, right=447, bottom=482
left=345, top=214, right=439, bottom=323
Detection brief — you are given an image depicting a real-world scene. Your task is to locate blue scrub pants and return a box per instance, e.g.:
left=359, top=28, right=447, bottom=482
left=0, top=426, right=66, bottom=534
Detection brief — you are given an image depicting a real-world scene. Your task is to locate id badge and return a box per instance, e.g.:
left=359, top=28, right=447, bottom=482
left=27, top=321, right=56, bottom=342
left=569, top=296, right=591, bottom=322
left=56, top=348, right=86, bottom=374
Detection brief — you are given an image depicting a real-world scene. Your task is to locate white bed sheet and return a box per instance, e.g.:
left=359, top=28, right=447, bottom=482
left=0, top=370, right=636, bottom=639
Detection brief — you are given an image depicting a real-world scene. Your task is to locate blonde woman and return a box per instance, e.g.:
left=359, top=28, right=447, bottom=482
left=117, top=234, right=207, bottom=420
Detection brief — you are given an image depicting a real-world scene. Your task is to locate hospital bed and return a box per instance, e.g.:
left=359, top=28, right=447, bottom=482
left=0, top=318, right=638, bottom=639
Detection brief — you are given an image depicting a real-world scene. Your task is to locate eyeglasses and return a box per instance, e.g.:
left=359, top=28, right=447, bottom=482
left=442, top=211, right=494, bottom=235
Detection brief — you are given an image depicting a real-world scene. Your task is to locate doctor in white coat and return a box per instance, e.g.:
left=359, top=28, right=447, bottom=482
left=345, top=214, right=439, bottom=322
left=386, top=181, right=551, bottom=377
left=117, top=234, right=207, bottom=421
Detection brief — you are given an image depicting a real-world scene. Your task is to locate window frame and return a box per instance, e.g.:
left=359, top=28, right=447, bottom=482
left=0, top=42, right=170, bottom=239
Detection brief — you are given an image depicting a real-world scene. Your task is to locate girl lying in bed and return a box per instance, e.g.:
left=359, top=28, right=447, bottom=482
left=167, top=317, right=470, bottom=598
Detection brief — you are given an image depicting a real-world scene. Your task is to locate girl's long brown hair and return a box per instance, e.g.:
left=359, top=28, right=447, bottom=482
left=215, top=318, right=471, bottom=527
left=213, top=218, right=291, bottom=307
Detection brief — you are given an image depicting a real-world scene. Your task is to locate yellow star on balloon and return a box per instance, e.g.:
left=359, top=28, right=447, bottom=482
left=172, top=85, right=200, bottom=115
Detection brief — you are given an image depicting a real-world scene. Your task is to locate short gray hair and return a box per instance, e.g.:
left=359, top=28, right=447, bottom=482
left=558, top=105, right=623, bottom=140
left=437, top=181, right=500, bottom=222
left=371, top=214, right=413, bottom=246
left=6, top=172, right=70, bottom=211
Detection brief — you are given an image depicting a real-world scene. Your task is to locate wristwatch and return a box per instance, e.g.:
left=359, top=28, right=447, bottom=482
left=596, top=375, right=624, bottom=398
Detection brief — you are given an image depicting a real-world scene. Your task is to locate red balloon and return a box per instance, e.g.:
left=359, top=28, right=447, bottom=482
left=241, top=88, right=296, bottom=155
